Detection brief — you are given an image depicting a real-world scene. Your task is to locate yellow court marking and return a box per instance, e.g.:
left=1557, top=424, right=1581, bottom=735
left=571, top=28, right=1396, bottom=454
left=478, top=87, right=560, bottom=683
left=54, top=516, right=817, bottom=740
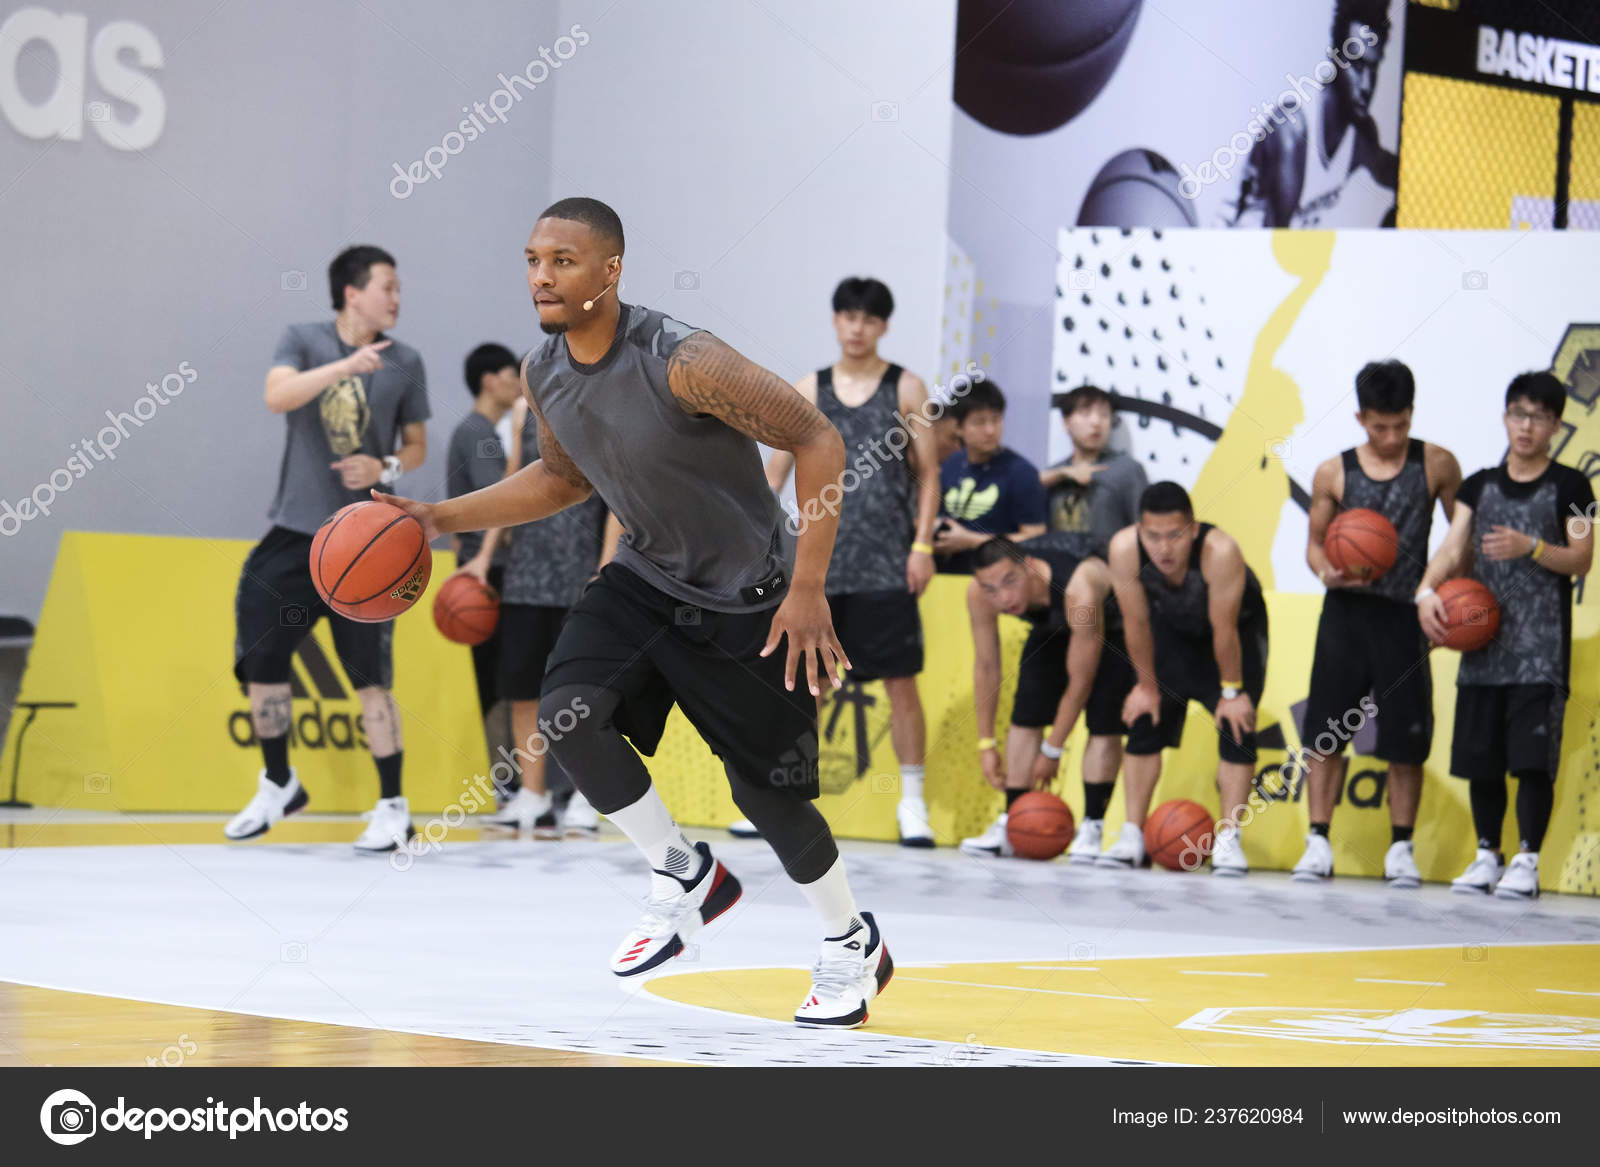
left=0, top=982, right=673, bottom=1067
left=0, top=819, right=497, bottom=850
left=644, top=944, right=1600, bottom=1066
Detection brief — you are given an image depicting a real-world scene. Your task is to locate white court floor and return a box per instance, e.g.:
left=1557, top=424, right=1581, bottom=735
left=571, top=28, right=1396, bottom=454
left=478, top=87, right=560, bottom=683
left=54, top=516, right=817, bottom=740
left=2, top=811, right=1599, bottom=1067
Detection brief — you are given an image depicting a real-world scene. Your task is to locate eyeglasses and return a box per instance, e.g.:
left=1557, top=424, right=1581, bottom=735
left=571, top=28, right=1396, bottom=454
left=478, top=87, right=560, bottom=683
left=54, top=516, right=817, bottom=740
left=1507, top=407, right=1556, bottom=426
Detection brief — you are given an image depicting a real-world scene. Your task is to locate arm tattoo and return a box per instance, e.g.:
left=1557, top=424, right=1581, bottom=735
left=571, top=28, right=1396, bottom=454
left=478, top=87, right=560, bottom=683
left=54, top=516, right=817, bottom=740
left=532, top=400, right=593, bottom=492
left=667, top=332, right=830, bottom=450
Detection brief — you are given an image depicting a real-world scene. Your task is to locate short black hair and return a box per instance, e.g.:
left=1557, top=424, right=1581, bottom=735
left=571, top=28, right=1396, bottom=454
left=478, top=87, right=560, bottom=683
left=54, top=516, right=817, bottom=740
left=973, top=537, right=1027, bottom=572
left=1140, top=480, right=1194, bottom=520
left=1059, top=384, right=1114, bottom=417
left=328, top=245, right=396, bottom=311
left=538, top=196, right=625, bottom=255
left=1333, top=0, right=1390, bottom=44
left=1505, top=371, right=1565, bottom=419
left=832, top=277, right=894, bottom=320
left=950, top=379, right=1006, bottom=422
left=1355, top=359, right=1414, bottom=414
left=464, top=343, right=519, bottom=399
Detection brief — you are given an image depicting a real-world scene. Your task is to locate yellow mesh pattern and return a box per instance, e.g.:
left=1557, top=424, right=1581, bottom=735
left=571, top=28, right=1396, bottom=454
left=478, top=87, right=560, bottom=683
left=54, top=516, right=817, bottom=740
left=1397, top=74, right=1560, bottom=228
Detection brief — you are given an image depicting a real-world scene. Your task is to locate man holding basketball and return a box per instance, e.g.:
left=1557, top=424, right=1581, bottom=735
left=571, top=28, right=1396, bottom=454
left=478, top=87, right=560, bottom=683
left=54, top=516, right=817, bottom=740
left=228, top=245, right=430, bottom=852
left=1106, top=483, right=1268, bottom=874
left=1416, top=372, right=1592, bottom=899
left=958, top=537, right=1131, bottom=862
left=378, top=198, right=891, bottom=1028
left=1292, top=360, right=1460, bottom=887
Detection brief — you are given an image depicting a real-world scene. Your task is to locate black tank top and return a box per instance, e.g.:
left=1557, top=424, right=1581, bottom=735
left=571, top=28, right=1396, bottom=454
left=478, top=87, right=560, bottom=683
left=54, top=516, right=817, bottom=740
left=1017, top=538, right=1120, bottom=634
left=815, top=363, right=913, bottom=595
left=1137, top=522, right=1263, bottom=637
left=1340, top=440, right=1431, bottom=603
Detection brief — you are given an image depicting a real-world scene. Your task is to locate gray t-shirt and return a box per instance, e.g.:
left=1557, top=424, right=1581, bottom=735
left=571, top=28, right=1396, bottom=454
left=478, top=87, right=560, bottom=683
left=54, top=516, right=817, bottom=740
left=446, top=411, right=506, bottom=564
left=525, top=304, right=789, bottom=613
left=502, top=418, right=608, bottom=608
left=266, top=321, right=430, bottom=534
left=1045, top=449, right=1146, bottom=556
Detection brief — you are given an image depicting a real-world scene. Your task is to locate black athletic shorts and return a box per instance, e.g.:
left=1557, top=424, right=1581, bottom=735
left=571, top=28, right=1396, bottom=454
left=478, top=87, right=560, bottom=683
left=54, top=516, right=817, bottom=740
left=1011, top=622, right=1134, bottom=735
left=234, top=526, right=393, bottom=689
left=1302, top=590, right=1433, bottom=765
left=540, top=563, right=820, bottom=798
left=497, top=602, right=570, bottom=702
left=465, top=562, right=504, bottom=715
left=827, top=588, right=923, bottom=681
left=1450, top=684, right=1565, bottom=781
left=1124, top=608, right=1269, bottom=764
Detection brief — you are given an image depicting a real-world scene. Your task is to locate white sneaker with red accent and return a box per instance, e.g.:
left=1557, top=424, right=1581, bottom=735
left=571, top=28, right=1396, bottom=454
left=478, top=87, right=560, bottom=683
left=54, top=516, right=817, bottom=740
left=794, top=912, right=894, bottom=1029
left=609, top=841, right=742, bottom=977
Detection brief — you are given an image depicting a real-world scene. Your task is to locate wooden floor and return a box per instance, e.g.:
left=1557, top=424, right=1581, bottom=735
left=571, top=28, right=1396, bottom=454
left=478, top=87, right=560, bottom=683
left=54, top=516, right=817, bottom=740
left=0, top=981, right=672, bottom=1067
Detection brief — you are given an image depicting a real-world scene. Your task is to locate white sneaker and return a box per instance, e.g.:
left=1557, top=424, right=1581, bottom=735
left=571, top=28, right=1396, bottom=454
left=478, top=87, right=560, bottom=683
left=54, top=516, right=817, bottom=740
left=562, top=791, right=599, bottom=837
left=793, top=912, right=894, bottom=1028
left=224, top=769, right=309, bottom=840
left=353, top=796, right=414, bottom=853
left=1451, top=848, right=1504, bottom=895
left=1067, top=818, right=1104, bottom=865
left=610, top=841, right=741, bottom=977
left=1096, top=821, right=1145, bottom=868
left=896, top=798, right=934, bottom=848
left=1211, top=825, right=1248, bottom=877
left=959, top=813, right=1012, bottom=857
left=727, top=818, right=761, bottom=839
left=1291, top=833, right=1333, bottom=882
left=485, top=787, right=552, bottom=831
left=1494, top=851, right=1539, bottom=900
left=1385, top=840, right=1421, bottom=889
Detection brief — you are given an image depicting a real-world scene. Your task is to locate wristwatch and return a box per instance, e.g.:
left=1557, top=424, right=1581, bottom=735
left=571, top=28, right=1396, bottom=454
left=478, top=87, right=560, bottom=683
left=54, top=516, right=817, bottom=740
left=1220, top=685, right=1242, bottom=700
left=379, top=455, right=402, bottom=485
left=1039, top=741, right=1064, bottom=760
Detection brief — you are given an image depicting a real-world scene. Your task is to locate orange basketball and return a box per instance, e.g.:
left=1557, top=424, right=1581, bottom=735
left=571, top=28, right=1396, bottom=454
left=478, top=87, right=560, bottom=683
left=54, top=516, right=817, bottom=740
left=1143, top=799, right=1216, bottom=872
left=1434, top=577, right=1500, bottom=652
left=1325, top=507, right=1398, bottom=581
left=309, top=501, right=431, bottom=623
left=1006, top=791, right=1075, bottom=860
left=433, top=573, right=500, bottom=646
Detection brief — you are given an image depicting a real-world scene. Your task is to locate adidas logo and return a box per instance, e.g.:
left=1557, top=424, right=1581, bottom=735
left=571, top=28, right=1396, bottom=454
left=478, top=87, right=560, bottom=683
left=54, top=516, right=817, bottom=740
left=844, top=940, right=862, bottom=951
left=226, top=638, right=368, bottom=751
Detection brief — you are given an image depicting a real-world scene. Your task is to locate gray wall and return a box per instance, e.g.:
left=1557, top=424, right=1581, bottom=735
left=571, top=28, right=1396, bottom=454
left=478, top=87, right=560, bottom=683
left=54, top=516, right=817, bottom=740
left=0, top=0, right=957, bottom=619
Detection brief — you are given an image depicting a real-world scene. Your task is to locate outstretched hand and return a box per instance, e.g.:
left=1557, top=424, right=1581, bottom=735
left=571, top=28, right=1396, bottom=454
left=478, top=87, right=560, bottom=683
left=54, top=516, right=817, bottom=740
left=761, top=587, right=851, bottom=696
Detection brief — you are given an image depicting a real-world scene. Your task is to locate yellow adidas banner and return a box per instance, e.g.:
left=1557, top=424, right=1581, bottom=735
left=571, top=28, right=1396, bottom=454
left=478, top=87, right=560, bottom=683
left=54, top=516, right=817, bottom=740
left=2, top=531, right=488, bottom=814
left=651, top=575, right=1600, bottom=897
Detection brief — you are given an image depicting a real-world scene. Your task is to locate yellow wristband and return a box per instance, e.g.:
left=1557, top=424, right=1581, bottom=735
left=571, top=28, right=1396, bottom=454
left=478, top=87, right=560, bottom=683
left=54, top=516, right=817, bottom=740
left=1531, top=538, right=1545, bottom=561
left=912, top=542, right=934, bottom=555
left=1220, top=680, right=1243, bottom=690
left=977, top=738, right=997, bottom=751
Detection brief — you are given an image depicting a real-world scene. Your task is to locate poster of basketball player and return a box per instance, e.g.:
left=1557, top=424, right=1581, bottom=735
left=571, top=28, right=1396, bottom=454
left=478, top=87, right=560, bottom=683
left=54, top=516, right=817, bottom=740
left=941, top=0, right=1407, bottom=460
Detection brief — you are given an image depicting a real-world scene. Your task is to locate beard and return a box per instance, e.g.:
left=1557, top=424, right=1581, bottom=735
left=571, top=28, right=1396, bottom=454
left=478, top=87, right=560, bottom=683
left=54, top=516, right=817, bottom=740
left=539, top=320, right=569, bottom=335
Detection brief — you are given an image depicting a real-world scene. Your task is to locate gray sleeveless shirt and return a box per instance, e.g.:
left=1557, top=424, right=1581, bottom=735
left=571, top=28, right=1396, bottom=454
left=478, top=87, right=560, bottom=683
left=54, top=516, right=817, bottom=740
left=815, top=363, right=915, bottom=595
left=524, top=305, right=790, bottom=613
left=1340, top=439, right=1432, bottom=603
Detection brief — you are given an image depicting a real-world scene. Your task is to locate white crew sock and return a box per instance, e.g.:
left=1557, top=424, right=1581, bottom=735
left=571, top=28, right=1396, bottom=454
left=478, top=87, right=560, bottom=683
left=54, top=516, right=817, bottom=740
left=899, top=763, right=925, bottom=803
left=796, top=855, right=861, bottom=938
left=604, top=785, right=699, bottom=880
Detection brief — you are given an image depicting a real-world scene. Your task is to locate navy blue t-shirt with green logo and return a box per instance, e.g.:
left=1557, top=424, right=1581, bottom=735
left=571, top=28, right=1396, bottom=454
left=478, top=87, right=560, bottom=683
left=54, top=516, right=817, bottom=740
left=938, top=446, right=1047, bottom=573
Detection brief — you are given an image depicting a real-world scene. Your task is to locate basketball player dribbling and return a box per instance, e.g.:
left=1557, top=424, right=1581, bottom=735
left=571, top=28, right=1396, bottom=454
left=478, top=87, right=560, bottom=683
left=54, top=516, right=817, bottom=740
left=1294, top=360, right=1460, bottom=887
left=378, top=199, right=893, bottom=1027
left=228, top=245, right=430, bottom=853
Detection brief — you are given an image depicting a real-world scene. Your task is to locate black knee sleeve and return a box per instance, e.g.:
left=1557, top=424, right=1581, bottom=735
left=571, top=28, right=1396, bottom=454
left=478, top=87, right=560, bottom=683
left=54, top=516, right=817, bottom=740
left=725, top=764, right=838, bottom=884
left=540, top=683, right=652, bottom=815
left=1468, top=777, right=1508, bottom=851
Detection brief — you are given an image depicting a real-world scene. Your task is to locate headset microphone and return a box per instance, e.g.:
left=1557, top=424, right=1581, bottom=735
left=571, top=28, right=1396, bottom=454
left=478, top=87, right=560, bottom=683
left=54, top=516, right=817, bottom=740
left=582, top=281, right=615, bottom=311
